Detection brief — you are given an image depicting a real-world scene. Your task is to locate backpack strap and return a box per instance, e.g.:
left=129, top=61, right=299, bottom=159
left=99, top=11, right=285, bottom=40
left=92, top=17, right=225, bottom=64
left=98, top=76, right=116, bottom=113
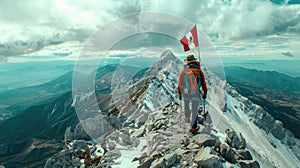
left=183, top=65, right=190, bottom=90
left=187, top=62, right=202, bottom=90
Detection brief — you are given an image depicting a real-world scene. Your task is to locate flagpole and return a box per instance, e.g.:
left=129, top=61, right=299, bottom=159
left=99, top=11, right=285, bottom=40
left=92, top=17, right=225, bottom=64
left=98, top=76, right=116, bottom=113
left=196, top=25, right=201, bottom=69
left=197, top=45, right=201, bottom=69
left=195, top=25, right=205, bottom=114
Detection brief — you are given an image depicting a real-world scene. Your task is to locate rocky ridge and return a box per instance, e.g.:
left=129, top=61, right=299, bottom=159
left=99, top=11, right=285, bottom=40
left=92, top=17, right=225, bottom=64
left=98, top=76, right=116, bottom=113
left=45, top=49, right=300, bottom=168
left=45, top=102, right=260, bottom=168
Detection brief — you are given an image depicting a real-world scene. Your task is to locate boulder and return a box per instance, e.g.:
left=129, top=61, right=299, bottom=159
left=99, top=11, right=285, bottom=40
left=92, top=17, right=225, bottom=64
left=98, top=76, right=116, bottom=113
left=187, top=143, right=200, bottom=150
left=238, top=160, right=260, bottom=168
left=194, top=147, right=223, bottom=168
left=138, top=157, right=155, bottom=168
left=107, top=141, right=116, bottom=150
left=145, top=152, right=178, bottom=168
left=225, top=129, right=246, bottom=149
left=136, top=113, right=149, bottom=126
left=150, top=158, right=166, bottom=168
left=192, top=134, right=217, bottom=147
left=132, top=125, right=146, bottom=137
left=156, top=145, right=170, bottom=153
left=235, top=150, right=253, bottom=160
left=237, top=132, right=246, bottom=149
left=164, top=153, right=178, bottom=167
left=219, top=144, right=236, bottom=163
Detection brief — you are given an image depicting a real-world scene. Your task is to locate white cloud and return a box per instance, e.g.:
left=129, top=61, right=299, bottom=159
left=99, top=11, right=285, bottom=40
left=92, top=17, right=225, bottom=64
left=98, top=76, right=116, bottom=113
left=0, top=0, right=299, bottom=58
left=143, top=0, right=300, bottom=39
left=0, top=0, right=119, bottom=57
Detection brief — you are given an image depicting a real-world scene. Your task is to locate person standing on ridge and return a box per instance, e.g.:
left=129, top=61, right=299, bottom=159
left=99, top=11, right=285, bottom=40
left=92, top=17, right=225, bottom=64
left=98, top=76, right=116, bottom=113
left=178, top=54, right=208, bottom=134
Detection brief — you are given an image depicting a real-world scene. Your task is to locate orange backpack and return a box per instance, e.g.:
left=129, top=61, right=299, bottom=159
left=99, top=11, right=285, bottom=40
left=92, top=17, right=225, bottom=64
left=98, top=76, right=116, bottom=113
left=182, top=62, right=202, bottom=95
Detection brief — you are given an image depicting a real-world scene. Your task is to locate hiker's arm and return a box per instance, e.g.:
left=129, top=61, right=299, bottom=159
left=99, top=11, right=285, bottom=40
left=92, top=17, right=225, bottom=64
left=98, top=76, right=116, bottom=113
left=177, top=69, right=184, bottom=99
left=200, top=71, right=208, bottom=94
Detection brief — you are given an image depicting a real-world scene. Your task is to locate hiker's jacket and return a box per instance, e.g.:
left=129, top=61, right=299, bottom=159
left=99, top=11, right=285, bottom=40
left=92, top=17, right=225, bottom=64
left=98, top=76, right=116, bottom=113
left=177, top=60, right=208, bottom=100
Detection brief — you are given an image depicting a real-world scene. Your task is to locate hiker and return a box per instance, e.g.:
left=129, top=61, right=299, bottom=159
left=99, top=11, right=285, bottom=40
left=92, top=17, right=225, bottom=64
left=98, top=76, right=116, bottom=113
left=178, top=54, right=208, bottom=134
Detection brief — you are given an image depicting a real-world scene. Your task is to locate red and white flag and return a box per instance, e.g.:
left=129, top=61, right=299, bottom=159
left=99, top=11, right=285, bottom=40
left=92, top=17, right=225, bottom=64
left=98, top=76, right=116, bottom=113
left=180, top=25, right=199, bottom=52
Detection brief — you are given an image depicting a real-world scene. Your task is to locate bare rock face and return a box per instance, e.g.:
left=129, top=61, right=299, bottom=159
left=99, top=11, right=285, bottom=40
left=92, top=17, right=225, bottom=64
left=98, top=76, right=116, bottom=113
left=270, top=120, right=285, bottom=140
left=225, top=129, right=246, bottom=150
left=194, top=147, right=223, bottom=168
left=252, top=107, right=275, bottom=133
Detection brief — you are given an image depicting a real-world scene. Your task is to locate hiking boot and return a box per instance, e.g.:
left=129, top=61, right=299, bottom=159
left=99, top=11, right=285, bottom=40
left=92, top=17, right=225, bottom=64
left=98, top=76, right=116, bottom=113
left=190, top=125, right=199, bottom=134
left=185, top=115, right=190, bottom=122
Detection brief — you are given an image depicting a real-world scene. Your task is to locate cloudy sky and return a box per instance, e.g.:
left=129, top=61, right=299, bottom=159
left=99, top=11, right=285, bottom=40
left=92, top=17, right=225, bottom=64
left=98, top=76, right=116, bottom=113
left=0, top=0, right=300, bottom=62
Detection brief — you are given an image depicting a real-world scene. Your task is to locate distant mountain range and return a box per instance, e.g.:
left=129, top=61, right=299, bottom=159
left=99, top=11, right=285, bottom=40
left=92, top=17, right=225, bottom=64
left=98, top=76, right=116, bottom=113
left=0, top=71, right=73, bottom=120
left=0, top=64, right=147, bottom=167
left=0, top=64, right=119, bottom=120
left=225, top=66, right=300, bottom=138
left=0, top=92, right=77, bottom=167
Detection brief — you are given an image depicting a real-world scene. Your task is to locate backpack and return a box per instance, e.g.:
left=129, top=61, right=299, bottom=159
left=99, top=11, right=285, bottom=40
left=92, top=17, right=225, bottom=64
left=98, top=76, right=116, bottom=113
left=182, top=62, right=202, bottom=96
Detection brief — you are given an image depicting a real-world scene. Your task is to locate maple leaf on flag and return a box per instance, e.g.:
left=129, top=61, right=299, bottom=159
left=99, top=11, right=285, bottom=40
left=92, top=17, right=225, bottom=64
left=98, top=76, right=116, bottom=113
left=180, top=25, right=199, bottom=52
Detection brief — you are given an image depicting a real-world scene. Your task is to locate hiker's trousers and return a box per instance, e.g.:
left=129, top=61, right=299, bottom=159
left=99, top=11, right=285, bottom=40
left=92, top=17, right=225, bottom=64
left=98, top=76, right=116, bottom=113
left=184, top=100, right=199, bottom=129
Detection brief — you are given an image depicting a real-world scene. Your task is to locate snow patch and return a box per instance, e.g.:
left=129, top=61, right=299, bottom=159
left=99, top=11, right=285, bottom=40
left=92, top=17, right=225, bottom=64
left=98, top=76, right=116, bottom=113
left=112, top=138, right=147, bottom=168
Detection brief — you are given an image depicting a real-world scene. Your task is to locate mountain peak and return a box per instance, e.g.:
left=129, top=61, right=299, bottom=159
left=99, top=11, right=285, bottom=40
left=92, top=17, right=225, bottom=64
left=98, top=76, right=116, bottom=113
left=160, top=49, right=176, bottom=60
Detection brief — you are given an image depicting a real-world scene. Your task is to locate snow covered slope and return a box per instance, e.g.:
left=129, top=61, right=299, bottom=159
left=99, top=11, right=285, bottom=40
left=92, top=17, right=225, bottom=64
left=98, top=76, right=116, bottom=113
left=206, top=69, right=300, bottom=168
